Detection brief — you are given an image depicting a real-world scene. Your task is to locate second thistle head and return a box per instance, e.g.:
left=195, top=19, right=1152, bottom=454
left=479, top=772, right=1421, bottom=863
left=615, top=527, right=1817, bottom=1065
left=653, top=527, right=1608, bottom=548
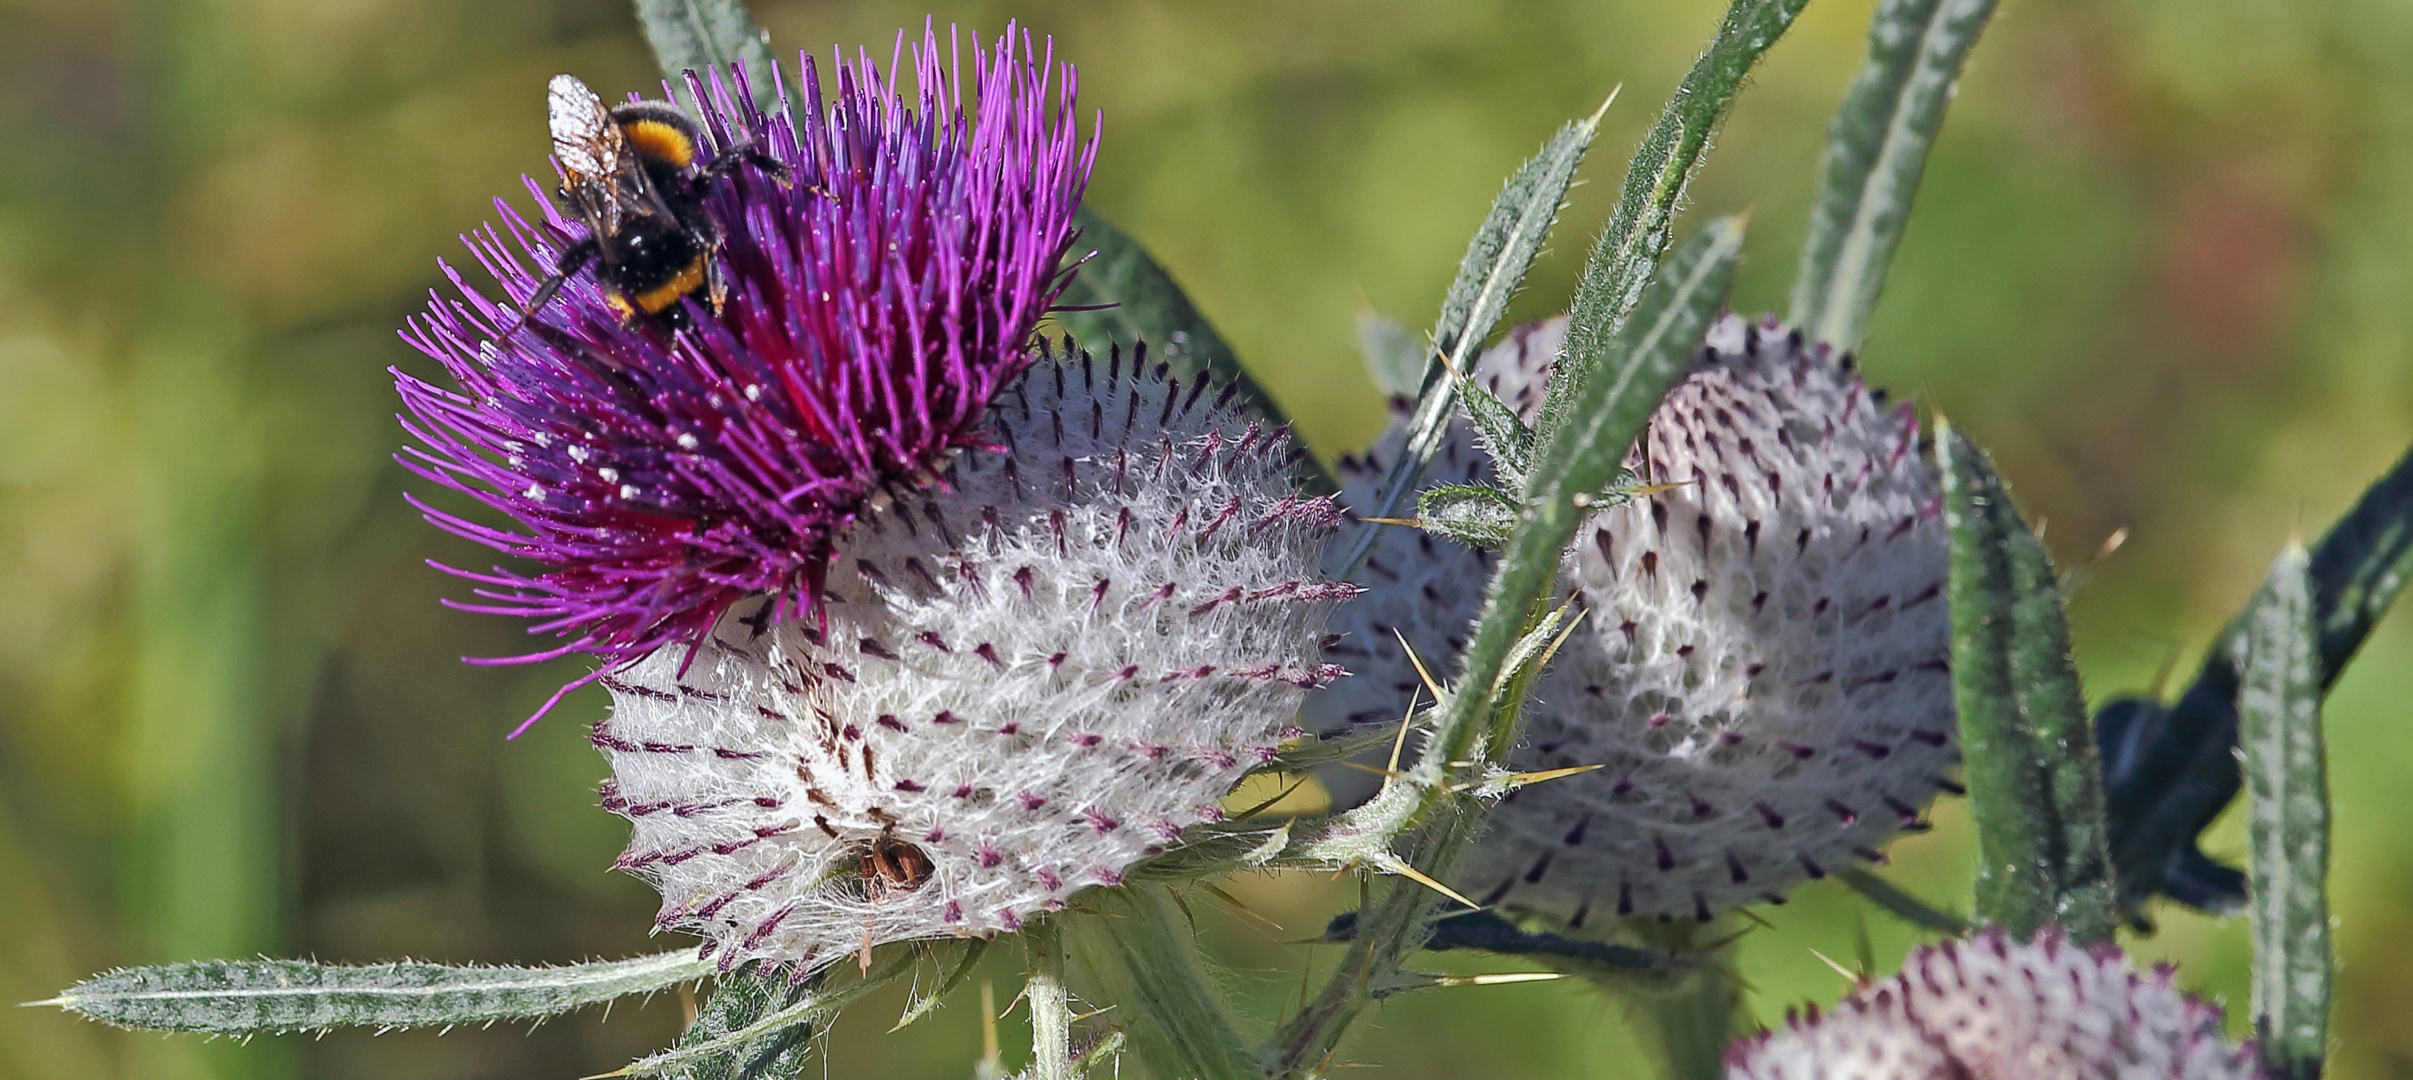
left=394, top=27, right=1094, bottom=725
left=1312, top=314, right=1959, bottom=923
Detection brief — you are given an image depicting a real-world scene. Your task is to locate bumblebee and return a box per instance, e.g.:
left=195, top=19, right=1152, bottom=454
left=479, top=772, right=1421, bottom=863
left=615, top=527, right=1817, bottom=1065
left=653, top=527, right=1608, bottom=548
left=525, top=74, right=787, bottom=329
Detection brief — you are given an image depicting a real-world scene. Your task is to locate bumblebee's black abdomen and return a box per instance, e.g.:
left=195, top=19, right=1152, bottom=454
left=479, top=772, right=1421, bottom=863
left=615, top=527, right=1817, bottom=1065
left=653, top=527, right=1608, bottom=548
left=600, top=222, right=707, bottom=322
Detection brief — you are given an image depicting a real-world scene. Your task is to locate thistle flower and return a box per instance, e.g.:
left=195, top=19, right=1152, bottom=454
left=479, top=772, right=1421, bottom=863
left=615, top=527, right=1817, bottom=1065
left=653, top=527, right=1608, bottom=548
left=1727, top=926, right=2266, bottom=1080
left=1312, top=314, right=1958, bottom=922
left=595, top=351, right=1353, bottom=973
left=393, top=28, right=1093, bottom=725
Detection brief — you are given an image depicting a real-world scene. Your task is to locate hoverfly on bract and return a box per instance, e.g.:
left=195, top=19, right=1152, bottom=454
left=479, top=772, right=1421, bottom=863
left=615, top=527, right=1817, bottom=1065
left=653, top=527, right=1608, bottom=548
left=524, top=74, right=790, bottom=330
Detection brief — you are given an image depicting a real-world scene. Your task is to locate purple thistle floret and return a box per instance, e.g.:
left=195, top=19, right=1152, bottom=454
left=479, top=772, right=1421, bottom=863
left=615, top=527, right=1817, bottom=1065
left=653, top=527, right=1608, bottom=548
left=393, top=26, right=1095, bottom=730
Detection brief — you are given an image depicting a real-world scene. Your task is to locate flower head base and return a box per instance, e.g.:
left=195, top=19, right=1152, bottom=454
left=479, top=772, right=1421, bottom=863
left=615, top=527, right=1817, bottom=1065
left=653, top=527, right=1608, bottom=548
left=596, top=351, right=1352, bottom=972
left=1727, top=926, right=2266, bottom=1080
left=394, top=28, right=1094, bottom=724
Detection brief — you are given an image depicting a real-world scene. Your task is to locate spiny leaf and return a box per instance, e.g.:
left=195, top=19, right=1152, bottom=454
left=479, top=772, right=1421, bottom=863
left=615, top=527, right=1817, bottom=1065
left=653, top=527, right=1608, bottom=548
left=1336, top=106, right=1606, bottom=575
left=632, top=0, right=775, bottom=109
left=891, top=939, right=990, bottom=1032
left=1053, top=207, right=1293, bottom=437
left=2101, top=438, right=2413, bottom=911
left=615, top=952, right=917, bottom=1078
left=1080, top=888, right=1257, bottom=1080
left=1788, top=0, right=1998, bottom=352
left=1541, top=0, right=1808, bottom=438
left=1417, top=483, right=1520, bottom=549
left=1458, top=378, right=1539, bottom=487
left=44, top=950, right=709, bottom=1035
left=1936, top=422, right=2118, bottom=943
left=1358, top=312, right=1428, bottom=402
left=664, top=964, right=818, bottom=1080
left=2239, top=542, right=2331, bottom=1080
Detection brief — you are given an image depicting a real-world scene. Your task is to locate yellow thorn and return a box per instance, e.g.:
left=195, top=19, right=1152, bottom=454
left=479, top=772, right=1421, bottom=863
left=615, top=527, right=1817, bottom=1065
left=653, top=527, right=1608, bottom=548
left=1378, top=856, right=1484, bottom=911
left=1430, top=971, right=1566, bottom=988
left=1201, top=882, right=1286, bottom=933
left=1587, top=84, right=1625, bottom=126
left=1358, top=516, right=1421, bottom=527
left=1385, top=678, right=1425, bottom=776
left=1458, top=763, right=1604, bottom=793
left=1070, top=1004, right=1120, bottom=1023
left=1806, top=947, right=1859, bottom=984
left=1392, top=629, right=1445, bottom=701
left=1331, top=759, right=1403, bottom=778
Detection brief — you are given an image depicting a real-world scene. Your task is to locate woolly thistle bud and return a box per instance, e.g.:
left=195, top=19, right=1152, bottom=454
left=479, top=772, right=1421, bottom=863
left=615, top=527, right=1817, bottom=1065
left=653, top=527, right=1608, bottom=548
left=1725, top=926, right=2266, bottom=1080
left=1312, top=314, right=1958, bottom=922
left=594, top=350, right=1353, bottom=973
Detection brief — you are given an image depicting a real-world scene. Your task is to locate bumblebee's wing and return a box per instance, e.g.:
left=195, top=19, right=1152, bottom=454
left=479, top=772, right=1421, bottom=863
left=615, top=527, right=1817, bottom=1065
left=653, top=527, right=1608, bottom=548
left=547, top=74, right=626, bottom=234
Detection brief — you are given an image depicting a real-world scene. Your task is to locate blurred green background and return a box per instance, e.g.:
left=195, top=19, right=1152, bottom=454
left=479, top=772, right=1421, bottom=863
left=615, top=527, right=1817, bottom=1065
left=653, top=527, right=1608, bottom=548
left=5, top=0, right=2412, bottom=1076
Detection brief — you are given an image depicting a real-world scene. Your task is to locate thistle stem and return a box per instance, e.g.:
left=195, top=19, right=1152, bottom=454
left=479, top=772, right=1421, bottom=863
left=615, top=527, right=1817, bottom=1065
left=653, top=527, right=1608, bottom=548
left=1026, top=918, right=1076, bottom=1080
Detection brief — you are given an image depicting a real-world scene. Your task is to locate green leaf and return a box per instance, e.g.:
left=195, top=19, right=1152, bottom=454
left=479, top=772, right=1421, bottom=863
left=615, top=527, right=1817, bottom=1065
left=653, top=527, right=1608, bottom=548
left=632, top=0, right=775, bottom=108
left=1936, top=422, right=2118, bottom=943
left=1456, top=378, right=1538, bottom=487
left=890, top=939, right=990, bottom=1032
left=2240, top=542, right=2332, bottom=1080
left=1335, top=107, right=1605, bottom=574
left=1416, top=483, right=1520, bottom=549
left=1788, top=0, right=1998, bottom=353
left=43, top=950, right=709, bottom=1035
left=1487, top=599, right=1582, bottom=763
left=618, top=951, right=918, bottom=1078
left=665, top=965, right=819, bottom=1080
left=2103, top=438, right=2413, bottom=910
left=1542, top=0, right=1808, bottom=437
left=1358, top=311, right=1428, bottom=402
left=1077, top=889, right=1257, bottom=1080
left=1053, top=207, right=1293, bottom=432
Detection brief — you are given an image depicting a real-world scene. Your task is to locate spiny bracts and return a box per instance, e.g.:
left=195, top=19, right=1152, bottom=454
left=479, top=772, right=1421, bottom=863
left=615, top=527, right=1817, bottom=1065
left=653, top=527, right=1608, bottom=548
left=595, top=349, right=1353, bottom=973
left=1726, top=926, right=2265, bottom=1080
left=395, top=27, right=1093, bottom=727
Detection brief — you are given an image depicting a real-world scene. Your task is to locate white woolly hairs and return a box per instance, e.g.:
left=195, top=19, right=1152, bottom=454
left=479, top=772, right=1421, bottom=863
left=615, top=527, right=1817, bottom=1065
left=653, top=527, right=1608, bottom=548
left=1725, top=927, right=2266, bottom=1080
left=595, top=349, right=1353, bottom=973
left=1313, top=313, right=1960, bottom=922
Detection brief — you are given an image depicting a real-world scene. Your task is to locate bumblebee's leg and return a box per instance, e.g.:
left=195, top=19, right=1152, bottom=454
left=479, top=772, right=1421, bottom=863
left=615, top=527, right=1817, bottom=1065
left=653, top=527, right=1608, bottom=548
left=702, top=215, right=730, bottom=314
left=696, top=142, right=793, bottom=187
left=704, top=249, right=728, bottom=314
left=522, top=236, right=599, bottom=319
